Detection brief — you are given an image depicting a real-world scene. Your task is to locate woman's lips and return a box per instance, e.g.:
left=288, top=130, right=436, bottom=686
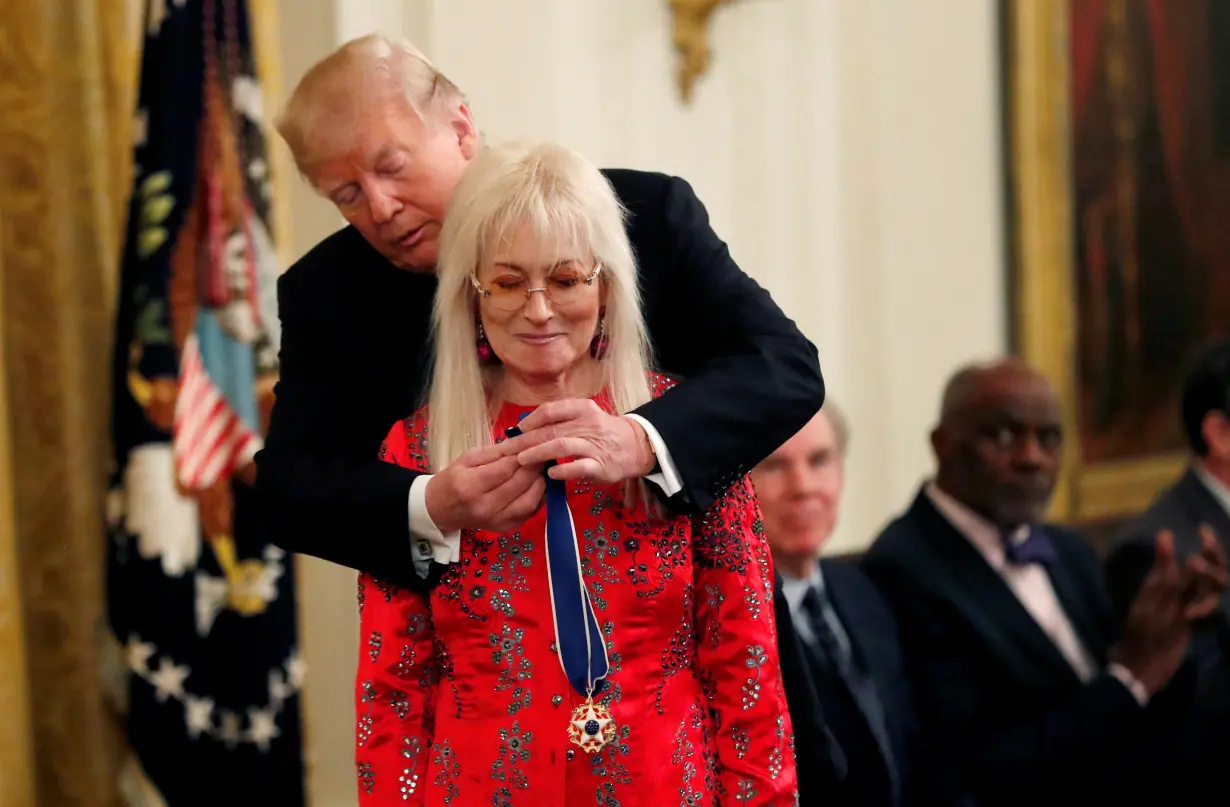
left=517, top=334, right=564, bottom=345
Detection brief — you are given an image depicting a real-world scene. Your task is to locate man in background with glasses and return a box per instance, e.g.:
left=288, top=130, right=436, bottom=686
left=254, top=34, right=824, bottom=590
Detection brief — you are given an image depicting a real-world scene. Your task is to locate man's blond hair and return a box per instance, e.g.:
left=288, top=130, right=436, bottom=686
left=275, top=34, right=465, bottom=177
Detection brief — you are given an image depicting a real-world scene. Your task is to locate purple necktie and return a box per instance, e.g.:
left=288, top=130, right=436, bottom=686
left=1002, top=527, right=1056, bottom=567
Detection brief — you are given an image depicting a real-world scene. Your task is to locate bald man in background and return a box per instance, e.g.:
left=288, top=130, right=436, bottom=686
left=863, top=359, right=1221, bottom=807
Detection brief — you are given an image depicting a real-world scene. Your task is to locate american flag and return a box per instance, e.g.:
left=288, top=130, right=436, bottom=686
left=174, top=333, right=261, bottom=490
left=105, top=0, right=305, bottom=803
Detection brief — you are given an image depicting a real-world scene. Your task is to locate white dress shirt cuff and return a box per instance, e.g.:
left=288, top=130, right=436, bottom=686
left=623, top=414, right=683, bottom=497
left=1107, top=662, right=1151, bottom=706
left=408, top=475, right=461, bottom=578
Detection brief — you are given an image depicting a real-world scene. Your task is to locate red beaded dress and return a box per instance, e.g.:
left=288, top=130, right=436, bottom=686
left=355, top=374, right=798, bottom=806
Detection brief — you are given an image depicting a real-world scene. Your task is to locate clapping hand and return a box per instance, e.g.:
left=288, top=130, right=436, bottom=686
left=1181, top=524, right=1229, bottom=621
left=1108, top=530, right=1192, bottom=696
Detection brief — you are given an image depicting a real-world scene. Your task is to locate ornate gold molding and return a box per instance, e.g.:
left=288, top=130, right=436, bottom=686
left=669, top=0, right=734, bottom=103
left=249, top=0, right=294, bottom=267
left=1004, top=0, right=1184, bottom=521
left=0, top=211, right=36, bottom=807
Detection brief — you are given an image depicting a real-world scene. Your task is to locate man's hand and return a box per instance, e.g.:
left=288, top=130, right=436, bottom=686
left=511, top=399, right=656, bottom=483
left=1182, top=524, right=1229, bottom=621
left=424, top=444, right=546, bottom=534
left=1108, top=529, right=1192, bottom=696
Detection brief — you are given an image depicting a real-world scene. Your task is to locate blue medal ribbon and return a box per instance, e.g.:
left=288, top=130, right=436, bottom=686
left=508, top=414, right=609, bottom=698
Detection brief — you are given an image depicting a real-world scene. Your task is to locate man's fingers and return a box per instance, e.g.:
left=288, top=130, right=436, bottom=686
left=457, top=455, right=524, bottom=497
left=1140, top=530, right=1179, bottom=602
left=518, top=437, right=592, bottom=467
left=1185, top=600, right=1217, bottom=621
left=516, top=398, right=595, bottom=432
left=548, top=457, right=602, bottom=481
left=460, top=442, right=519, bottom=466
left=1187, top=555, right=1230, bottom=590
left=493, top=475, right=547, bottom=525
left=1198, top=523, right=1227, bottom=564
left=1153, top=529, right=1176, bottom=568
left=483, top=463, right=546, bottom=511
left=498, top=427, right=557, bottom=457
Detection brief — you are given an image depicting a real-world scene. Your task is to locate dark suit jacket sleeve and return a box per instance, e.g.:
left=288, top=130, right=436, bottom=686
left=254, top=270, right=423, bottom=589
left=630, top=176, right=824, bottom=513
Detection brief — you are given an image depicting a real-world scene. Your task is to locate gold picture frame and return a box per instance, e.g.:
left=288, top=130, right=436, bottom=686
left=1001, top=0, right=1187, bottom=523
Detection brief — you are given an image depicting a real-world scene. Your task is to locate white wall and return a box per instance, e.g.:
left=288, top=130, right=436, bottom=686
left=274, top=2, right=1007, bottom=804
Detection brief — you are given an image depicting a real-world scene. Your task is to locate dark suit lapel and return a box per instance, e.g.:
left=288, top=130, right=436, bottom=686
left=824, top=568, right=891, bottom=697
left=1177, top=469, right=1230, bottom=548
left=909, top=493, right=1082, bottom=682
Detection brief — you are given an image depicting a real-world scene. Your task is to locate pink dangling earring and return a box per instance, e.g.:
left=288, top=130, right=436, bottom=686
left=476, top=318, right=500, bottom=364
left=589, top=309, right=609, bottom=360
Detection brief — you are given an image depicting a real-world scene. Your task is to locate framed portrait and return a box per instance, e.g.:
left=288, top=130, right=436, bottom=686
left=1001, top=0, right=1230, bottom=523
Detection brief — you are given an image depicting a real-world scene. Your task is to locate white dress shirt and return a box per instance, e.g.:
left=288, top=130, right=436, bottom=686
left=925, top=482, right=1148, bottom=704
left=406, top=415, right=683, bottom=578
left=1194, top=463, right=1230, bottom=517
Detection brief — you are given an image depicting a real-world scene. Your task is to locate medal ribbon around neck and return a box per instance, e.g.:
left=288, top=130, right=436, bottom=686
left=508, top=413, right=615, bottom=753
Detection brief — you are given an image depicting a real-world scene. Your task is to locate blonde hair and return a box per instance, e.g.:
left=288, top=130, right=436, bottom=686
left=275, top=34, right=465, bottom=177
left=427, top=142, right=653, bottom=470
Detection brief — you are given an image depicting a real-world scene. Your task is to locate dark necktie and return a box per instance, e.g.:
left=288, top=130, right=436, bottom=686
left=508, top=416, right=608, bottom=698
left=800, top=585, right=853, bottom=676
left=1001, top=526, right=1056, bottom=567
left=800, top=583, right=900, bottom=805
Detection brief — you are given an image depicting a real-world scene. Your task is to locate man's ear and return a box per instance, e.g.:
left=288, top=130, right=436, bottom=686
left=930, top=426, right=946, bottom=462
left=1204, top=410, right=1230, bottom=459
left=453, top=103, right=480, bottom=160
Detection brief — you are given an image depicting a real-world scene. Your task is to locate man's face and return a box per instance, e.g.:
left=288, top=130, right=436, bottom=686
left=752, top=410, right=846, bottom=564
left=935, top=370, right=1062, bottom=527
left=308, top=100, right=477, bottom=271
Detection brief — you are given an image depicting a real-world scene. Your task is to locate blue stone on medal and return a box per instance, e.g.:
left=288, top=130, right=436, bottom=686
left=567, top=697, right=616, bottom=754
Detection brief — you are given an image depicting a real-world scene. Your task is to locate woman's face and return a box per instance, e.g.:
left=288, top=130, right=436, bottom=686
left=475, top=222, right=604, bottom=386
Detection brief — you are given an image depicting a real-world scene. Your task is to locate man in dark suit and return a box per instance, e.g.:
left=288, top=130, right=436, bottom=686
left=1107, top=340, right=1230, bottom=798
left=862, top=359, right=1218, bottom=807
left=252, top=35, right=824, bottom=589
left=753, top=404, right=966, bottom=806
left=770, top=576, right=847, bottom=802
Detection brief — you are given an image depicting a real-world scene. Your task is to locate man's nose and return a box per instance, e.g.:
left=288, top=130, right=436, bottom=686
left=366, top=184, right=402, bottom=224
left=786, top=465, right=820, bottom=495
left=1013, top=435, right=1048, bottom=468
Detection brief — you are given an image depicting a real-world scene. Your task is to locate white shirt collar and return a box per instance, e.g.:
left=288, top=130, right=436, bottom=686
left=1194, top=463, right=1230, bottom=517
left=925, top=481, right=1030, bottom=570
left=779, top=559, right=824, bottom=613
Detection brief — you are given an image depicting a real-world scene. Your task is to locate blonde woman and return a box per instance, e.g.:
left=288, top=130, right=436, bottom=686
left=354, top=143, right=797, bottom=805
